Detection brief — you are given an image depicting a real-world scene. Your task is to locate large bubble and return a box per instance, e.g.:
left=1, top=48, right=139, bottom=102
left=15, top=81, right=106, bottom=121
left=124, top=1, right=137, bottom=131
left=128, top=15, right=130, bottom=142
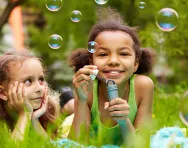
left=48, top=34, right=63, bottom=49
left=179, top=91, right=188, bottom=126
left=70, top=10, right=82, bottom=22
left=156, top=8, right=179, bottom=32
left=88, top=41, right=98, bottom=53
left=95, top=0, right=108, bottom=5
left=138, top=2, right=146, bottom=9
left=46, top=0, right=62, bottom=12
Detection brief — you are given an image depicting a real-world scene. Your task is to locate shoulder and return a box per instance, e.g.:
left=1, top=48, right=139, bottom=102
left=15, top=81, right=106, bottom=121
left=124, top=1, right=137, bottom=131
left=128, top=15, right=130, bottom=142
left=134, top=75, right=154, bottom=102
left=134, top=75, right=154, bottom=90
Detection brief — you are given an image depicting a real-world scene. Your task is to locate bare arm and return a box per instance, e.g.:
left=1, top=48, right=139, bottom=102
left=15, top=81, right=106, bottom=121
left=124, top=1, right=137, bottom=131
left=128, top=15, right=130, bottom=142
left=31, top=87, right=48, bottom=138
left=8, top=82, right=33, bottom=140
left=31, top=119, right=48, bottom=138
left=134, top=75, right=154, bottom=129
left=68, top=65, right=96, bottom=144
left=11, top=112, right=32, bottom=140
left=69, top=97, right=91, bottom=144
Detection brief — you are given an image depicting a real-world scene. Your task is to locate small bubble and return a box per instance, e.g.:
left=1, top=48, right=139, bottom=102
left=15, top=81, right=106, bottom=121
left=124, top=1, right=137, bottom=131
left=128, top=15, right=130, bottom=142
left=45, top=0, right=62, bottom=12
left=138, top=2, right=146, bottom=9
left=70, top=10, right=82, bottom=22
left=88, top=41, right=98, bottom=53
left=156, top=8, right=179, bottom=32
left=48, top=34, right=63, bottom=49
left=95, top=0, right=108, bottom=5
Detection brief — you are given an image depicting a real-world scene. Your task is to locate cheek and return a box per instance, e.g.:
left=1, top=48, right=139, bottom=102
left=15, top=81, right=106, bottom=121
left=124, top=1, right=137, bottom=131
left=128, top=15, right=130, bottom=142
left=93, top=57, right=107, bottom=67
left=24, top=87, right=33, bottom=98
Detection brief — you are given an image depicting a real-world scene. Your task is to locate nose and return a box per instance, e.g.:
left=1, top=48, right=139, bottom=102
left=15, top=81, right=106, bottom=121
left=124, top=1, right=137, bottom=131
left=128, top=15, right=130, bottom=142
left=107, top=54, right=120, bottom=66
left=35, top=81, right=44, bottom=93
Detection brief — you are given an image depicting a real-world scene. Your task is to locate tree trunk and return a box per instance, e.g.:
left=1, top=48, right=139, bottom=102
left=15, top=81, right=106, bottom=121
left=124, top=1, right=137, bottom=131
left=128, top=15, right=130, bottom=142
left=0, top=0, right=26, bottom=34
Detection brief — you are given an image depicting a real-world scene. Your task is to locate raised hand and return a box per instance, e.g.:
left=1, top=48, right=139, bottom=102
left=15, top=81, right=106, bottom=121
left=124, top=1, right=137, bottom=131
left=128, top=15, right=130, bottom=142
left=73, top=65, right=97, bottom=101
left=8, top=81, right=33, bottom=114
left=104, top=98, right=130, bottom=121
left=32, top=87, right=48, bottom=120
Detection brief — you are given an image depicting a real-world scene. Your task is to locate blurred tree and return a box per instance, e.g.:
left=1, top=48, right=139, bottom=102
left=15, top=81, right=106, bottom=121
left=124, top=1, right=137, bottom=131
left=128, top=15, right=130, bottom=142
left=0, top=0, right=187, bottom=91
left=0, top=0, right=26, bottom=34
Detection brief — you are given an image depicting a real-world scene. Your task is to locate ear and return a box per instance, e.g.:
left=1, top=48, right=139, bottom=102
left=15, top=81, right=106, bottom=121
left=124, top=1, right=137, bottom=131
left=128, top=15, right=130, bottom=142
left=0, top=86, right=8, bottom=101
left=134, top=59, right=139, bottom=72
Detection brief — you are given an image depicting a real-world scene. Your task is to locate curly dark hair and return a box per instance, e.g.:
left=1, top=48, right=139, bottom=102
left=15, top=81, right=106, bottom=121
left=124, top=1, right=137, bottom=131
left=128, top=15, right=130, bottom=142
left=69, top=7, right=155, bottom=75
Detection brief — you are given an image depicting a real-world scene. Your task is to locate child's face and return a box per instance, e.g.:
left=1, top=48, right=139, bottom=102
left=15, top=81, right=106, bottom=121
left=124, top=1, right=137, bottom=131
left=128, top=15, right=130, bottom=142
left=7, top=58, right=46, bottom=109
left=92, top=31, right=138, bottom=85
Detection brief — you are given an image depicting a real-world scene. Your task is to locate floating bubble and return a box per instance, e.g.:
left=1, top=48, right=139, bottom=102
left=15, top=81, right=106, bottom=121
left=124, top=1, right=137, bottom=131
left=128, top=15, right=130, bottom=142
left=179, top=92, right=188, bottom=126
left=88, top=41, right=98, bottom=53
left=95, top=0, right=108, bottom=5
left=48, top=34, right=63, bottom=49
left=45, top=0, right=62, bottom=12
left=156, top=8, right=179, bottom=32
left=138, top=2, right=146, bottom=9
left=70, top=10, right=82, bottom=22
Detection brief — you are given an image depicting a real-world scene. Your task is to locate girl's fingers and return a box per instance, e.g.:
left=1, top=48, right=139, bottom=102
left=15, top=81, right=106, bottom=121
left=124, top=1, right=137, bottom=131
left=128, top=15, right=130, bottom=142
left=108, top=104, right=130, bottom=112
left=109, top=110, right=129, bottom=117
left=43, top=87, right=48, bottom=104
left=104, top=102, right=109, bottom=110
left=75, top=73, right=92, bottom=83
left=23, top=87, right=28, bottom=102
left=74, top=65, right=98, bottom=78
left=80, top=80, right=91, bottom=91
left=17, top=83, right=23, bottom=101
left=12, top=81, right=18, bottom=104
left=109, top=98, right=127, bottom=106
left=8, top=84, right=13, bottom=105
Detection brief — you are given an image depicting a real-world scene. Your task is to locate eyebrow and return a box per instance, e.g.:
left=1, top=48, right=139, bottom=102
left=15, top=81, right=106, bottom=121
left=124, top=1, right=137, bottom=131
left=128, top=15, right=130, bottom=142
left=98, top=46, right=132, bottom=51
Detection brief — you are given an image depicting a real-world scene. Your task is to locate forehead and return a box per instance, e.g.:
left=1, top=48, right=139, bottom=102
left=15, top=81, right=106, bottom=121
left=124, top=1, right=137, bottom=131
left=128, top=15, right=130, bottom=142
left=95, top=31, right=134, bottom=47
left=10, top=58, right=43, bottom=79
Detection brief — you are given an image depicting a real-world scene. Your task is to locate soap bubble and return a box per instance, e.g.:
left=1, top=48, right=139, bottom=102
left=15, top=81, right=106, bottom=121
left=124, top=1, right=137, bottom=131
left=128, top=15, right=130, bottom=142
left=70, top=10, right=82, bottom=22
left=88, top=41, right=98, bottom=53
left=48, top=34, right=63, bottom=49
left=46, top=0, right=62, bottom=12
left=156, top=8, right=179, bottom=32
left=138, top=2, right=146, bottom=9
left=95, top=0, right=108, bottom=5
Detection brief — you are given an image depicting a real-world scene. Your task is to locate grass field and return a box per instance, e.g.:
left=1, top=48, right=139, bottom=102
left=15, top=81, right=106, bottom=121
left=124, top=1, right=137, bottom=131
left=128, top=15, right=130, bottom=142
left=0, top=84, right=187, bottom=148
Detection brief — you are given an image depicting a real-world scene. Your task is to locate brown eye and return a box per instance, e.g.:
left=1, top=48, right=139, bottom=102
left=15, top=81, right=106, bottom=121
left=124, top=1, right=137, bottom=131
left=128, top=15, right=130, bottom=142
left=120, top=53, right=128, bottom=56
left=99, top=53, right=107, bottom=57
left=39, top=77, right=45, bottom=84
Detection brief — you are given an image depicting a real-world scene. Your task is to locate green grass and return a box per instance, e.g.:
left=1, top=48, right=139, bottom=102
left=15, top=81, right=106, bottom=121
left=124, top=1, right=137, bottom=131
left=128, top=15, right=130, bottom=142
left=0, top=85, right=187, bottom=147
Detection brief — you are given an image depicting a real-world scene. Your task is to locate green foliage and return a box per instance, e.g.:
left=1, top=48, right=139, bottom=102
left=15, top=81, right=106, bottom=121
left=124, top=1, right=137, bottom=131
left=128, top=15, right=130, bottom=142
left=1, top=87, right=187, bottom=147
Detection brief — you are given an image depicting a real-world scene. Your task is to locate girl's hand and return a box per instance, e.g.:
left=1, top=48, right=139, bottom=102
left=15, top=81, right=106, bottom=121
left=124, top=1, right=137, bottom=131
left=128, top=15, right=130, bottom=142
left=73, top=65, right=97, bottom=101
left=104, top=98, right=130, bottom=121
left=32, top=87, right=48, bottom=120
left=8, top=81, right=33, bottom=114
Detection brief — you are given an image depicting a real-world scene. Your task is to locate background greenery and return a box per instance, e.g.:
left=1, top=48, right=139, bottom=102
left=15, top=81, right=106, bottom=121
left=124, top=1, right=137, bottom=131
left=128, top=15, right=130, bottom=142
left=0, top=0, right=188, bottom=147
left=1, top=0, right=187, bottom=91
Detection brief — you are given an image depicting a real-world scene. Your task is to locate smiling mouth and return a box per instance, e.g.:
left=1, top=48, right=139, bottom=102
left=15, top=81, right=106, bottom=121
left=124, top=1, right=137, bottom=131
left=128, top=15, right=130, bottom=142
left=103, top=70, right=124, bottom=79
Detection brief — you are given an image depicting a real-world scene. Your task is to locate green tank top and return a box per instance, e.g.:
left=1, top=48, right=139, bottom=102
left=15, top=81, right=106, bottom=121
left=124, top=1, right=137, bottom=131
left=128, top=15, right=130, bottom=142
left=90, top=74, right=137, bottom=146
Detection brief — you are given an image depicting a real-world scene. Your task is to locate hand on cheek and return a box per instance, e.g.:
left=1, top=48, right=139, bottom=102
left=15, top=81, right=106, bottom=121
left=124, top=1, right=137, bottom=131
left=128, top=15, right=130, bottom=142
left=8, top=81, right=33, bottom=114
left=32, top=87, right=48, bottom=120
